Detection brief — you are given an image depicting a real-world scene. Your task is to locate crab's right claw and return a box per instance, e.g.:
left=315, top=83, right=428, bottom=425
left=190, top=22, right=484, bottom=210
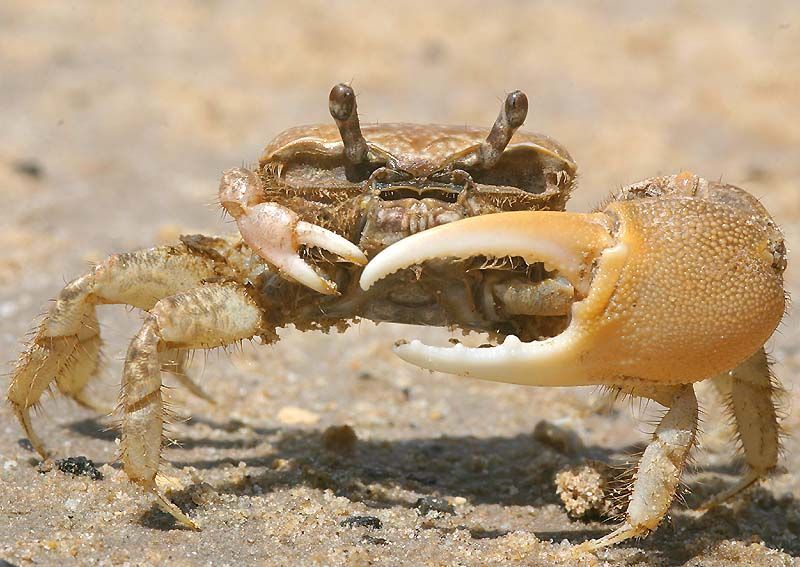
left=235, top=201, right=367, bottom=295
left=361, top=210, right=620, bottom=386
left=359, top=190, right=786, bottom=388
left=219, top=168, right=367, bottom=295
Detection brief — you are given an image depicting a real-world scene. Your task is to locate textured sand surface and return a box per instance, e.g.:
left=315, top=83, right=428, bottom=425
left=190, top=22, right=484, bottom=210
left=1, top=2, right=799, bottom=565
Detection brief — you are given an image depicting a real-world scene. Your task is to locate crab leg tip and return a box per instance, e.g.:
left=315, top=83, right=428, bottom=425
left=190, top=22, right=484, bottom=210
left=154, top=489, right=200, bottom=530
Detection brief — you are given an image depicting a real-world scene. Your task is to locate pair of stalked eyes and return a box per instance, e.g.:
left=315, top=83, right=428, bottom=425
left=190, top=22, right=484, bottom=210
left=327, top=83, right=529, bottom=181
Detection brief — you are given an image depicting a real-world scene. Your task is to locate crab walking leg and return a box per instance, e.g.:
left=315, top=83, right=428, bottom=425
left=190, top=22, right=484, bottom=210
left=492, top=277, right=575, bottom=317
left=38, top=309, right=102, bottom=410
left=121, top=283, right=264, bottom=529
left=703, top=347, right=781, bottom=508
left=582, top=384, right=699, bottom=550
left=159, top=348, right=215, bottom=404
left=219, top=167, right=367, bottom=295
left=7, top=246, right=219, bottom=458
left=7, top=310, right=103, bottom=456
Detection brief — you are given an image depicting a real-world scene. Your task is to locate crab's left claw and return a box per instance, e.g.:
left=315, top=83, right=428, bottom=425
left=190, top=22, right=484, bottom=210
left=360, top=185, right=786, bottom=388
left=220, top=167, right=367, bottom=295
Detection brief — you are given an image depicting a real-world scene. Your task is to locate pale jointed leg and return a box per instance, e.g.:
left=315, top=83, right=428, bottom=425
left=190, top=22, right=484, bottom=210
left=703, top=347, right=782, bottom=509
left=159, top=348, right=215, bottom=404
left=120, top=282, right=264, bottom=528
left=7, top=246, right=219, bottom=457
left=581, top=383, right=698, bottom=551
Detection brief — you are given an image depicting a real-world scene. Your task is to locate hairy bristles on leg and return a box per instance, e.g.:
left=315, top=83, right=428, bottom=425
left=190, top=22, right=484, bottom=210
left=580, top=384, right=698, bottom=551
left=160, top=349, right=215, bottom=404
left=702, top=347, right=783, bottom=509
left=120, top=283, right=265, bottom=529
left=7, top=244, right=222, bottom=458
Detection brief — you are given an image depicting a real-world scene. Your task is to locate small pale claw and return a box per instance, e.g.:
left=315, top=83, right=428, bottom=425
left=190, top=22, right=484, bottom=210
left=220, top=167, right=366, bottom=295
left=295, top=221, right=368, bottom=266
left=234, top=203, right=337, bottom=294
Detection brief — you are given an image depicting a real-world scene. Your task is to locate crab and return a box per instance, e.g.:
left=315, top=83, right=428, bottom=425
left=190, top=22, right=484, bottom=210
left=7, top=84, right=787, bottom=551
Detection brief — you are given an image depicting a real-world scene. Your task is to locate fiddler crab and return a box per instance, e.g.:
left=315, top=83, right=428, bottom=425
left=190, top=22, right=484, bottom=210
left=8, top=83, right=787, bottom=551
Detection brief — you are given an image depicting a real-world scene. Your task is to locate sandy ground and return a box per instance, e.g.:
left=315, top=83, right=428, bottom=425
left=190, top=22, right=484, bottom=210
left=1, top=2, right=799, bottom=566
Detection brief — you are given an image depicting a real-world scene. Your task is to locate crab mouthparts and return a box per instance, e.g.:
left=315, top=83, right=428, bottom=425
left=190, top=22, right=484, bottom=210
left=359, top=211, right=625, bottom=387
left=377, top=184, right=462, bottom=203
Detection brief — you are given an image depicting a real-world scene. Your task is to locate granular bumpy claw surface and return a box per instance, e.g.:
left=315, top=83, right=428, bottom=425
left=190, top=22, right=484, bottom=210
left=362, top=172, right=787, bottom=549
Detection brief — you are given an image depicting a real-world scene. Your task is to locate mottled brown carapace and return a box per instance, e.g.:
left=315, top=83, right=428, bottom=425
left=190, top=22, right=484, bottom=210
left=8, top=84, right=787, bottom=553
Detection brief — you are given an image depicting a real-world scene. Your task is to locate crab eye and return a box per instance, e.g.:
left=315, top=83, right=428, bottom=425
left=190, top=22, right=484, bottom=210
left=504, top=90, right=529, bottom=129
left=328, top=83, right=357, bottom=122
left=450, top=90, right=574, bottom=195
left=480, top=90, right=529, bottom=169
left=452, top=90, right=529, bottom=172
left=327, top=83, right=394, bottom=182
left=467, top=147, right=573, bottom=195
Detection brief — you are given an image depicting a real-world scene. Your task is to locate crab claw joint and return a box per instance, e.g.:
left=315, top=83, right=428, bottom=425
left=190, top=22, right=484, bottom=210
left=359, top=194, right=785, bottom=388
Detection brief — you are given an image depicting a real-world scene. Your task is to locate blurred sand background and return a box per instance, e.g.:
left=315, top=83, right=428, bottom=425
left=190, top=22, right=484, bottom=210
left=1, top=2, right=799, bottom=565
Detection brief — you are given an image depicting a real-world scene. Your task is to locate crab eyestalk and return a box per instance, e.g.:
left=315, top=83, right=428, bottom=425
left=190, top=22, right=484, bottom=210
left=329, top=83, right=369, bottom=166
left=456, top=90, right=529, bottom=170
left=359, top=193, right=786, bottom=389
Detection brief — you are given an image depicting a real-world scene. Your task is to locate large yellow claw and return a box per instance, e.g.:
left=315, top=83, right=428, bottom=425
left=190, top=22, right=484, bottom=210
left=360, top=176, right=786, bottom=389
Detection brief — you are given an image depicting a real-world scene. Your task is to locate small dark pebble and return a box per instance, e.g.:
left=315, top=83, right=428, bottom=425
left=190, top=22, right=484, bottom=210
left=322, top=424, right=358, bottom=454
left=414, top=496, right=455, bottom=515
left=340, top=515, right=382, bottom=529
left=361, top=535, right=389, bottom=546
left=0, top=559, right=20, bottom=567
left=12, top=159, right=44, bottom=179
left=17, top=438, right=34, bottom=452
left=56, top=456, right=103, bottom=480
